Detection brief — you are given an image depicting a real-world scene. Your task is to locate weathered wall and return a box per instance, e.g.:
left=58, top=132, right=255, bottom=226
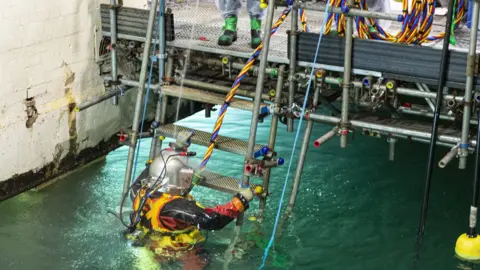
left=0, top=0, right=153, bottom=199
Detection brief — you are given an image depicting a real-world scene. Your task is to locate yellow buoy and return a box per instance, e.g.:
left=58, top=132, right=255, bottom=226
left=260, top=2, right=267, bottom=9
left=455, top=233, right=480, bottom=261
left=248, top=215, right=257, bottom=221
left=254, top=186, right=263, bottom=195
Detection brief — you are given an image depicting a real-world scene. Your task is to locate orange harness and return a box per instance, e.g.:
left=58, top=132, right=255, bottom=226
left=130, top=189, right=205, bottom=253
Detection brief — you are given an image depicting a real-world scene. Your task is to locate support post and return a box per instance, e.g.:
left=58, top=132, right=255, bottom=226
left=287, top=9, right=298, bottom=132
left=416, top=0, right=455, bottom=245
left=388, top=137, right=396, bottom=161
left=468, top=110, right=480, bottom=236
left=109, top=0, right=119, bottom=105
left=149, top=0, right=166, bottom=160
left=258, top=65, right=285, bottom=219
left=454, top=110, right=480, bottom=261
left=287, top=82, right=321, bottom=213
left=340, top=1, right=354, bottom=148
left=241, top=1, right=276, bottom=189
left=121, top=0, right=159, bottom=207
left=459, top=0, right=479, bottom=169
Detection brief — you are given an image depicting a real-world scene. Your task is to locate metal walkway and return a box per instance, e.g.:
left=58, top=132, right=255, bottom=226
left=157, top=123, right=264, bottom=155
left=198, top=170, right=261, bottom=194
left=100, top=1, right=480, bottom=66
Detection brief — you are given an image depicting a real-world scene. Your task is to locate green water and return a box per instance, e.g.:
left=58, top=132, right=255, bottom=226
left=0, top=107, right=477, bottom=270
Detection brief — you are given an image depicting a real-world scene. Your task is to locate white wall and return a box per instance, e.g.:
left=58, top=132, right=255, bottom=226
left=0, top=0, right=143, bottom=181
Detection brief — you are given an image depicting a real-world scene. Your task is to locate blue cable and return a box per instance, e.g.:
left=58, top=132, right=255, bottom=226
left=131, top=4, right=163, bottom=183
left=258, top=2, right=332, bottom=269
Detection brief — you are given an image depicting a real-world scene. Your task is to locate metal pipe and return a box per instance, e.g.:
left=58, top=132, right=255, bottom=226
left=340, top=0, right=354, bottom=148
left=121, top=0, right=159, bottom=207
left=417, top=0, right=455, bottom=246
left=294, top=3, right=403, bottom=22
left=307, top=113, right=477, bottom=147
left=103, top=76, right=161, bottom=90
left=190, top=56, right=277, bottom=77
left=313, top=127, right=338, bottom=148
left=241, top=0, right=276, bottom=189
left=459, top=0, right=480, bottom=170
left=149, top=0, right=166, bottom=160
left=398, top=106, right=478, bottom=125
left=388, top=137, right=396, bottom=161
left=467, top=110, right=480, bottom=236
left=178, top=78, right=271, bottom=101
left=416, top=83, right=435, bottom=111
left=287, top=9, right=298, bottom=132
left=298, top=74, right=464, bottom=102
left=287, top=85, right=321, bottom=212
left=259, top=65, right=285, bottom=219
left=438, top=145, right=458, bottom=168
left=75, top=86, right=132, bottom=112
left=109, top=0, right=119, bottom=106
left=165, top=48, right=174, bottom=83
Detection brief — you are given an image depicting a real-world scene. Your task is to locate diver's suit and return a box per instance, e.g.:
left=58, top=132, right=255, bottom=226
left=126, top=145, right=253, bottom=270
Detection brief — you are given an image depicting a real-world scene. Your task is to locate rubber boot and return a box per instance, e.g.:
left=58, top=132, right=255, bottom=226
left=218, top=16, right=238, bottom=46
left=250, top=18, right=262, bottom=49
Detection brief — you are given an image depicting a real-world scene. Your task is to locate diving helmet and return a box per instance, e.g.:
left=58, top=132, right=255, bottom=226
left=148, top=151, right=194, bottom=196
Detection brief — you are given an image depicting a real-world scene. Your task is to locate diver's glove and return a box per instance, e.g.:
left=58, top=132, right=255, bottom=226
left=239, top=188, right=253, bottom=201
left=232, top=188, right=253, bottom=212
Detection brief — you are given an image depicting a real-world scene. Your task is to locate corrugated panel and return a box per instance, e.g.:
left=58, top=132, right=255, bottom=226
left=293, top=32, right=480, bottom=90
left=100, top=4, right=175, bottom=41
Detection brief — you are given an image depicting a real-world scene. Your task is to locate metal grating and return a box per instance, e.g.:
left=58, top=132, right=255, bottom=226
left=293, top=32, right=479, bottom=90
left=158, top=123, right=264, bottom=155
left=161, top=84, right=266, bottom=111
left=198, top=170, right=260, bottom=194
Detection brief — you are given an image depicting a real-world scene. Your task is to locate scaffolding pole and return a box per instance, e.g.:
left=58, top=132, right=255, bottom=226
left=109, top=0, right=119, bottom=106
left=149, top=0, right=166, bottom=160
left=287, top=82, right=321, bottom=213
left=258, top=65, right=285, bottom=219
left=120, top=0, right=159, bottom=208
left=340, top=0, right=354, bottom=148
left=459, top=0, right=480, bottom=169
left=287, top=9, right=298, bottom=132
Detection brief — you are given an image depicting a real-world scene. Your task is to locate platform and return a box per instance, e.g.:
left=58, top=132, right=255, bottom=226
left=100, top=1, right=479, bottom=59
left=197, top=170, right=261, bottom=194
left=157, top=123, right=265, bottom=155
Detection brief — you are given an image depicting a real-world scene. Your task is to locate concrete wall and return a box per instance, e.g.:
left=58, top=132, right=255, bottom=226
left=0, top=0, right=152, bottom=198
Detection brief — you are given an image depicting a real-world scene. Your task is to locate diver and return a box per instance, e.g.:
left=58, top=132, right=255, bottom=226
left=215, top=0, right=266, bottom=48
left=124, top=131, right=254, bottom=269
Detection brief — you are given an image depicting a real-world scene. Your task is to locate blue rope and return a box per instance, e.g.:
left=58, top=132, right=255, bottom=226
left=258, top=2, right=332, bottom=268
left=131, top=5, right=162, bottom=183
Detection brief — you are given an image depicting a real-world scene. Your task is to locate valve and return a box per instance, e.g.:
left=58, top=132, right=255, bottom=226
left=117, top=129, right=134, bottom=147
left=244, top=158, right=285, bottom=177
left=245, top=146, right=284, bottom=177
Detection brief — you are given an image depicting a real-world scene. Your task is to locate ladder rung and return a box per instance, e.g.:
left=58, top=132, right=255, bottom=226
left=198, top=170, right=261, bottom=194
left=161, top=85, right=267, bottom=112
left=158, top=124, right=264, bottom=156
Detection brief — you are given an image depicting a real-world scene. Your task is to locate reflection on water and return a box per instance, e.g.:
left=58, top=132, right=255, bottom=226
left=0, top=107, right=478, bottom=269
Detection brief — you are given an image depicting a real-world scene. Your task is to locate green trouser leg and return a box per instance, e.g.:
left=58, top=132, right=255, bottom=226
left=250, top=18, right=262, bottom=49
left=218, top=16, right=238, bottom=46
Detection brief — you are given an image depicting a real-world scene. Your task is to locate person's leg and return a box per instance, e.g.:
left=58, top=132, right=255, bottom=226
left=247, top=0, right=266, bottom=48
left=215, top=0, right=242, bottom=46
